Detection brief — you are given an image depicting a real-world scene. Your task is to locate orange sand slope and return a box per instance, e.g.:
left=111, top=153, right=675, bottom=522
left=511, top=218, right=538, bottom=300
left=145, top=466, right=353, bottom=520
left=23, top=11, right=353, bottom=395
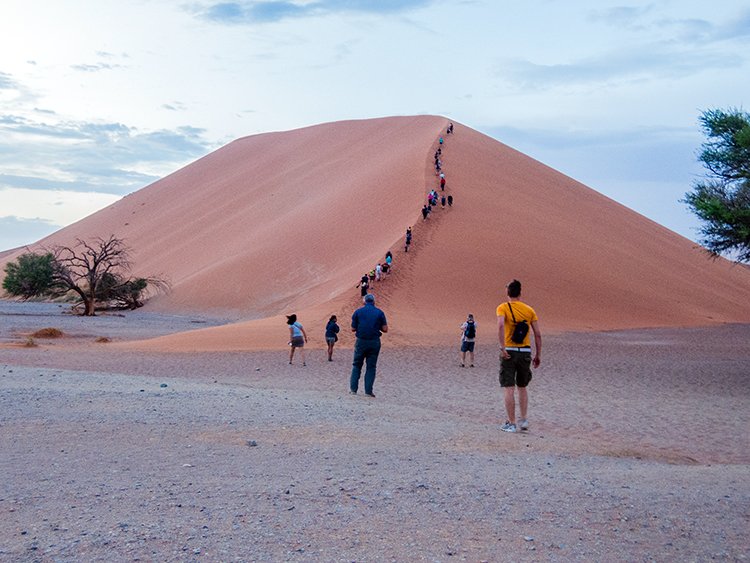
left=3, top=116, right=750, bottom=351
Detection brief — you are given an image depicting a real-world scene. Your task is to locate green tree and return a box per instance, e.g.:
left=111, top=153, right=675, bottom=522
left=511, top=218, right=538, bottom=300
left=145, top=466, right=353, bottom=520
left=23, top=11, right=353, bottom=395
left=684, top=108, right=750, bottom=262
left=95, top=272, right=153, bottom=310
left=2, top=236, right=165, bottom=315
left=2, top=252, right=60, bottom=299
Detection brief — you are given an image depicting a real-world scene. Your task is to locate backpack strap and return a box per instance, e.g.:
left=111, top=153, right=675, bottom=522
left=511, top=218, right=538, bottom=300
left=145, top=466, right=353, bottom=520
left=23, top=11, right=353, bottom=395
left=507, top=302, right=517, bottom=323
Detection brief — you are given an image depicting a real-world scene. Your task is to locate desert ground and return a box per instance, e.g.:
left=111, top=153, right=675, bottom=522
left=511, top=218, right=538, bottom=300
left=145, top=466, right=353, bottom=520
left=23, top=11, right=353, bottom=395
left=1, top=302, right=748, bottom=562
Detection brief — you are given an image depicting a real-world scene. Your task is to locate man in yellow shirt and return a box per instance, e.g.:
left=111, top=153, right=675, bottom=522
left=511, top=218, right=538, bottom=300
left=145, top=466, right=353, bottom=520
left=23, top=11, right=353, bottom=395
left=496, top=279, right=542, bottom=433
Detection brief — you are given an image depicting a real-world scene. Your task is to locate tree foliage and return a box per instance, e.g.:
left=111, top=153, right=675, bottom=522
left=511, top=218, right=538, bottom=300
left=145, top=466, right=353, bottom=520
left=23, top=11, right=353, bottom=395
left=2, top=252, right=60, bottom=299
left=684, top=108, right=750, bottom=262
left=2, top=236, right=167, bottom=315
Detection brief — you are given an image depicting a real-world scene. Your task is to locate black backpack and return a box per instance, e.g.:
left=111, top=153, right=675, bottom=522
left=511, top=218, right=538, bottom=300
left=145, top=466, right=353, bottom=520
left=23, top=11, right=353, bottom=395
left=507, top=303, right=529, bottom=344
left=464, top=321, right=476, bottom=339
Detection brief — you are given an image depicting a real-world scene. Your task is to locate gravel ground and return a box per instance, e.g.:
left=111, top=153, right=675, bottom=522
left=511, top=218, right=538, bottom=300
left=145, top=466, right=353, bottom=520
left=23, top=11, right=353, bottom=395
left=0, top=301, right=748, bottom=561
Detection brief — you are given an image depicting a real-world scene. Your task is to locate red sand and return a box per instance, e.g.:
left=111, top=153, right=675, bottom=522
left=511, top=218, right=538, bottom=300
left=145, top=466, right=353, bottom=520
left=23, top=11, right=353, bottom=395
left=3, top=116, right=749, bottom=351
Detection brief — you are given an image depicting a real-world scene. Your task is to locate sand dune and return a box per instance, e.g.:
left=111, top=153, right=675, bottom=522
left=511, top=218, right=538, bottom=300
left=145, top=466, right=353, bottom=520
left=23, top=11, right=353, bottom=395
left=3, top=116, right=749, bottom=350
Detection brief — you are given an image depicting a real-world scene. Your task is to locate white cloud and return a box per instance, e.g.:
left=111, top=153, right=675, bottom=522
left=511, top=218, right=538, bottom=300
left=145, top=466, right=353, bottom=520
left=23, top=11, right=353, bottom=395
left=0, top=215, right=60, bottom=251
left=0, top=187, right=120, bottom=226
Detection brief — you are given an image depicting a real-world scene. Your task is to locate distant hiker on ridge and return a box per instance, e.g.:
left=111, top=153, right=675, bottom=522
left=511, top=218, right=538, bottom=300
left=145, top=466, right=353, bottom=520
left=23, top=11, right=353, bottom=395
left=405, top=227, right=412, bottom=252
left=357, top=274, right=369, bottom=297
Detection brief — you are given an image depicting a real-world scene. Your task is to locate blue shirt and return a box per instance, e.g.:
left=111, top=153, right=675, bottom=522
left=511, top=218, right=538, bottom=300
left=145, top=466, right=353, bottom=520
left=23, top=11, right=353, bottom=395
left=351, top=303, right=387, bottom=340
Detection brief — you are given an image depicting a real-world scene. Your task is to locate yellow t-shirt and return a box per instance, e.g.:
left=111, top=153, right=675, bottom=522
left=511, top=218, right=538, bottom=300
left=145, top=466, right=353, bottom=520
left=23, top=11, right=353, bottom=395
left=496, top=301, right=538, bottom=348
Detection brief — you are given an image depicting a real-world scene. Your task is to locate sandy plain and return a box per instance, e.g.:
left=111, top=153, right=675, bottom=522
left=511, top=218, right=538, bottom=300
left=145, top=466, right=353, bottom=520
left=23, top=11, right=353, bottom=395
left=1, top=302, right=748, bottom=562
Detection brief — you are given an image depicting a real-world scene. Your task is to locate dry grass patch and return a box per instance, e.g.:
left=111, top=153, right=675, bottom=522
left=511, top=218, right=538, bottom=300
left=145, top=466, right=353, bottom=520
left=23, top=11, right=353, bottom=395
left=23, top=337, right=38, bottom=348
left=31, top=328, right=64, bottom=339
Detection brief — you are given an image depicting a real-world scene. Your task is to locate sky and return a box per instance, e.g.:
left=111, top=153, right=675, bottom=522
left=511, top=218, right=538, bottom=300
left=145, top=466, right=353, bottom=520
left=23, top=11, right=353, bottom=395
left=1, top=0, right=748, bottom=252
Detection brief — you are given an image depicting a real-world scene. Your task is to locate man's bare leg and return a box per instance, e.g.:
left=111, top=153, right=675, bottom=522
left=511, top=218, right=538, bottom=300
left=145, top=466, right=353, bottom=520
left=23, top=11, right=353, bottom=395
left=518, top=387, right=528, bottom=421
left=503, top=387, right=516, bottom=424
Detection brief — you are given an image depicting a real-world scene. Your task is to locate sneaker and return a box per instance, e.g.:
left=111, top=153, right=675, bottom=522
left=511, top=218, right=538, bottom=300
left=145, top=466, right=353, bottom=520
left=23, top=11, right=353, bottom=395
left=519, top=419, right=529, bottom=431
left=365, top=392, right=376, bottom=398
left=501, top=421, right=517, bottom=433
left=349, top=390, right=357, bottom=395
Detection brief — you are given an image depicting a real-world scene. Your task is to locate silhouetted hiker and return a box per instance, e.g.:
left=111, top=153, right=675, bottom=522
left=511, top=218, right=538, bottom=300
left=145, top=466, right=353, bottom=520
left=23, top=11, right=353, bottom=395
left=358, top=274, right=369, bottom=297
left=287, top=314, right=308, bottom=366
left=441, top=195, right=446, bottom=208
left=325, top=315, right=340, bottom=361
left=405, top=227, right=412, bottom=251
left=448, top=123, right=454, bottom=134
left=422, top=205, right=430, bottom=220
left=497, top=279, right=542, bottom=433
left=349, top=293, right=388, bottom=398
left=447, top=194, right=453, bottom=207
left=439, top=137, right=444, bottom=145
left=368, top=269, right=376, bottom=284
left=381, top=261, right=390, bottom=276
left=440, top=177, right=446, bottom=190
left=385, top=251, right=393, bottom=266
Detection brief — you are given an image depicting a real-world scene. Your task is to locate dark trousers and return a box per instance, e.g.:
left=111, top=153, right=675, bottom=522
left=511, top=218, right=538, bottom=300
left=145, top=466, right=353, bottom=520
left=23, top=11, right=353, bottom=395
left=350, top=338, right=381, bottom=394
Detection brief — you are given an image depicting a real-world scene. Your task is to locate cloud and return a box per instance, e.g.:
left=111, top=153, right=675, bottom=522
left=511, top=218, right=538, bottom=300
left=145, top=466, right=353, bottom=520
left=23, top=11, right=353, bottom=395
left=194, top=0, right=433, bottom=24
left=70, top=51, right=129, bottom=73
left=0, top=215, right=62, bottom=252
left=0, top=114, right=215, bottom=196
left=714, top=8, right=750, bottom=41
left=587, top=5, right=655, bottom=30
left=70, top=62, right=123, bottom=72
left=0, top=72, right=19, bottom=90
left=589, top=5, right=750, bottom=44
left=162, top=101, right=187, bottom=111
left=501, top=46, right=743, bottom=90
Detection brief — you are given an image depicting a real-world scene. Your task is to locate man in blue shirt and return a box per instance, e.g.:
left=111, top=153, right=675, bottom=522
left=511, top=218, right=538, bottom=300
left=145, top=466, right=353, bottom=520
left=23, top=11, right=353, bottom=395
left=350, top=293, right=388, bottom=397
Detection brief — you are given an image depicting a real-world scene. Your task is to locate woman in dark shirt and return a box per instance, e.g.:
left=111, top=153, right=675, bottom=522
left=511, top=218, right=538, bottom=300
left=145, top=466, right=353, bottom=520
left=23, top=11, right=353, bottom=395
left=325, top=315, right=340, bottom=361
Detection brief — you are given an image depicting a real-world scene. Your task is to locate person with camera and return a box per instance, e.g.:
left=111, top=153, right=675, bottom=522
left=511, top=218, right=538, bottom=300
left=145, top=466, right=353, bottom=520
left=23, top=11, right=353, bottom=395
left=496, top=279, right=542, bottom=433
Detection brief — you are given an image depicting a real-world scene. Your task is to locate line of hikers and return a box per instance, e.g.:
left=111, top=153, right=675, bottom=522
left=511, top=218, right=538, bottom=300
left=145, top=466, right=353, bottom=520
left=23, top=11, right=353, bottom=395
left=290, top=122, right=458, bottom=370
